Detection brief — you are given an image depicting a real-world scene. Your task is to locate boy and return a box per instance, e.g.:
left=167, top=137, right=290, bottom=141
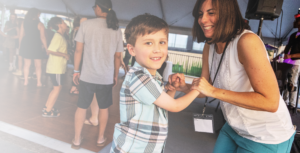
left=43, top=17, right=69, bottom=117
left=110, top=14, right=201, bottom=153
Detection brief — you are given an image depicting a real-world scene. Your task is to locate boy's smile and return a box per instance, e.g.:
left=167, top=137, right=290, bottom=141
left=128, top=30, right=168, bottom=75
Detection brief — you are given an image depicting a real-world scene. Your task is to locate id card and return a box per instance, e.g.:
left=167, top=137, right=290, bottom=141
left=193, top=114, right=214, bottom=133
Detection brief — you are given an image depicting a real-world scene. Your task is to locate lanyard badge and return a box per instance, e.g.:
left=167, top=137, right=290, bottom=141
left=193, top=41, right=229, bottom=134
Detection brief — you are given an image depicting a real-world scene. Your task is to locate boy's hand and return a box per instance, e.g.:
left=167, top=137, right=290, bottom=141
left=168, top=73, right=188, bottom=92
left=73, top=73, right=80, bottom=85
left=64, top=54, right=70, bottom=60
left=191, top=77, right=215, bottom=97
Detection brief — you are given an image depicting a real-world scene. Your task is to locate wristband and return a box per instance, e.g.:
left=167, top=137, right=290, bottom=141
left=74, top=70, right=80, bottom=73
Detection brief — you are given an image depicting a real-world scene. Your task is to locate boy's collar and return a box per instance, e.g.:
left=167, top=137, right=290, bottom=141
left=133, top=62, right=162, bottom=80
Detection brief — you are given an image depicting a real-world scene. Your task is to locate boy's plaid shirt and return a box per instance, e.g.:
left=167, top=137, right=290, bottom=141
left=111, top=62, right=168, bottom=153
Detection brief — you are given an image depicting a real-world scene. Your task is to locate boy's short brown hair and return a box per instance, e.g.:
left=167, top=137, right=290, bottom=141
left=125, top=14, right=169, bottom=46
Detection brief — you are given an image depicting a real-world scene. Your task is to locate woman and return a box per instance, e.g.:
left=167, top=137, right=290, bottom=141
left=168, top=0, right=295, bottom=152
left=4, top=13, right=18, bottom=71
left=19, top=8, right=47, bottom=86
left=71, top=0, right=123, bottom=149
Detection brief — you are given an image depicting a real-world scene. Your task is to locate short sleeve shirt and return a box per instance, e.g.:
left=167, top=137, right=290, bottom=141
left=46, top=33, right=67, bottom=74
left=75, top=18, right=123, bottom=84
left=111, top=62, right=168, bottom=153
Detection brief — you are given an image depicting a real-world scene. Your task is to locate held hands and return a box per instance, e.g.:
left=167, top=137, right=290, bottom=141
left=165, top=73, right=188, bottom=92
left=191, top=77, right=215, bottom=97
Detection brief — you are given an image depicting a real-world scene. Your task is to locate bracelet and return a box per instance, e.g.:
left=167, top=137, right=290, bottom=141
left=74, top=70, right=80, bottom=73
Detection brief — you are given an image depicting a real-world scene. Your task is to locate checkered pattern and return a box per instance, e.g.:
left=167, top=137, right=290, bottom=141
left=111, top=63, right=168, bottom=153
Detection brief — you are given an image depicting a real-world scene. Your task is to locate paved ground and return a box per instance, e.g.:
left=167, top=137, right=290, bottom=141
left=0, top=131, right=62, bottom=153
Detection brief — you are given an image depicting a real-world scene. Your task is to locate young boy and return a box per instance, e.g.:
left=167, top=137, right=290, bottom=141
left=110, top=14, right=201, bottom=153
left=43, top=17, right=69, bottom=117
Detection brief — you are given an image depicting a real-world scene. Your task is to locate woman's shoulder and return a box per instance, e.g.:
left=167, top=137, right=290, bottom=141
left=238, top=32, right=261, bottom=47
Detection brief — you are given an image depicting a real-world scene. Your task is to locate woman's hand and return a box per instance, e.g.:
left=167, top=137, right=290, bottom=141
left=191, top=77, right=216, bottom=97
left=73, top=73, right=80, bottom=85
left=168, top=73, right=188, bottom=92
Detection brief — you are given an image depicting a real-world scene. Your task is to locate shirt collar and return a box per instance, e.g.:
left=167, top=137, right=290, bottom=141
left=133, top=62, right=163, bottom=82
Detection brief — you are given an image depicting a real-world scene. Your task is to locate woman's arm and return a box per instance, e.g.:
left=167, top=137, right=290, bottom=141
left=114, top=52, right=122, bottom=87
left=192, top=33, right=280, bottom=112
left=38, top=22, right=48, bottom=50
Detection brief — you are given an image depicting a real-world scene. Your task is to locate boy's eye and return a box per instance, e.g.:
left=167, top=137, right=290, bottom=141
left=145, top=42, right=153, bottom=45
left=160, top=41, right=166, bottom=45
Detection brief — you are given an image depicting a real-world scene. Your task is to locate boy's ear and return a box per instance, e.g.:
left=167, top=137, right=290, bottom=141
left=127, top=44, right=136, bottom=57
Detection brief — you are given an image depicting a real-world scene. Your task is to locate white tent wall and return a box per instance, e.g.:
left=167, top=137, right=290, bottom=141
left=0, top=0, right=299, bottom=46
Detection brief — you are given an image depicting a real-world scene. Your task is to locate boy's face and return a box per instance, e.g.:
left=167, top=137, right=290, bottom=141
left=128, top=29, right=168, bottom=75
left=59, top=20, right=68, bottom=33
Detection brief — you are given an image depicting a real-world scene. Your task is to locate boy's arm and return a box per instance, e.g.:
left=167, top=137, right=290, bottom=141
left=166, top=90, right=176, bottom=98
left=47, top=50, right=69, bottom=60
left=154, top=89, right=200, bottom=112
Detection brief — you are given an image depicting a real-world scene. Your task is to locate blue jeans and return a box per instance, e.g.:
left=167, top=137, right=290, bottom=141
left=213, top=123, right=295, bottom=153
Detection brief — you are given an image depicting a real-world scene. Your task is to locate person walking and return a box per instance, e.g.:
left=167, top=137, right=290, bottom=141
left=71, top=0, right=123, bottom=149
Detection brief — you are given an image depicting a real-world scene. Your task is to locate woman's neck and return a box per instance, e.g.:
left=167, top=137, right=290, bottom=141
left=97, top=12, right=107, bottom=19
left=215, top=42, right=226, bottom=54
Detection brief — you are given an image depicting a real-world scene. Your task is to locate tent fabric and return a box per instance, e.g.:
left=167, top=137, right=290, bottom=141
left=0, top=0, right=299, bottom=41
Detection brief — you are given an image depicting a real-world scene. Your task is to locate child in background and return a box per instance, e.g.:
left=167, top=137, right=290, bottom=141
left=43, top=17, right=69, bottom=117
left=110, top=14, right=201, bottom=153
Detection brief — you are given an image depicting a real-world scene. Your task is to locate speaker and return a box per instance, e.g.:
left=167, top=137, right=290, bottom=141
left=245, top=0, right=283, bottom=20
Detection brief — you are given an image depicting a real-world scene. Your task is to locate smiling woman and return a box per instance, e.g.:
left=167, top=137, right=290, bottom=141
left=192, top=0, right=247, bottom=44
left=167, top=0, right=296, bottom=152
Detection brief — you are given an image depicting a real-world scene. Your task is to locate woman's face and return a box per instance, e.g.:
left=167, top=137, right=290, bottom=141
left=198, top=0, right=217, bottom=38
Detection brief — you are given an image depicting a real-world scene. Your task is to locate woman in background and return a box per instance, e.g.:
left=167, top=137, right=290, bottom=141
left=19, top=8, right=47, bottom=86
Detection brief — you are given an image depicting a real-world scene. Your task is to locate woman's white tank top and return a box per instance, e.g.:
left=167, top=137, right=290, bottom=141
left=208, top=30, right=295, bottom=144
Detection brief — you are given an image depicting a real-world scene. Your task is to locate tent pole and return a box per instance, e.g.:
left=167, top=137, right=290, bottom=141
left=158, top=0, right=166, bottom=21
left=61, top=0, right=77, bottom=16
left=257, top=17, right=264, bottom=38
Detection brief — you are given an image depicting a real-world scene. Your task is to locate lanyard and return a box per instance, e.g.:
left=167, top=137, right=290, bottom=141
left=202, top=41, right=229, bottom=115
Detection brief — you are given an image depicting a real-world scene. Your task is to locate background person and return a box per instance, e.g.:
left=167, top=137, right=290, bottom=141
left=282, top=15, right=300, bottom=110
left=19, top=8, right=48, bottom=86
left=13, top=18, right=24, bottom=76
left=3, top=13, right=18, bottom=71
left=168, top=0, right=295, bottom=152
left=71, top=0, right=123, bottom=149
left=43, top=17, right=69, bottom=117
